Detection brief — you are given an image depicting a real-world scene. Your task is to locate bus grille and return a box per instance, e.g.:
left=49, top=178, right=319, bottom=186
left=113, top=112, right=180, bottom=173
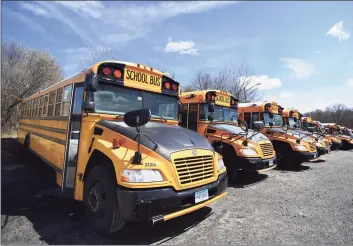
left=173, top=155, right=214, bottom=186
left=259, top=143, right=274, bottom=157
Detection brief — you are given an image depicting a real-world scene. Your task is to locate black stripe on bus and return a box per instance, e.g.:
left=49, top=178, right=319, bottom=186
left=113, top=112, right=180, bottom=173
left=18, top=116, right=69, bottom=121
left=19, top=123, right=67, bottom=134
left=19, top=127, right=66, bottom=145
left=30, top=149, right=63, bottom=175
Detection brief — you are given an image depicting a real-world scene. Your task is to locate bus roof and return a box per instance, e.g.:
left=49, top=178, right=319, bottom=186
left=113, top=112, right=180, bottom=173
left=23, top=60, right=172, bottom=102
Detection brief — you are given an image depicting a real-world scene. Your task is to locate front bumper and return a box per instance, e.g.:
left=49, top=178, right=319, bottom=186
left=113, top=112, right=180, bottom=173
left=238, top=156, right=277, bottom=172
left=294, top=151, right=318, bottom=162
left=116, top=172, right=228, bottom=222
left=317, top=146, right=330, bottom=155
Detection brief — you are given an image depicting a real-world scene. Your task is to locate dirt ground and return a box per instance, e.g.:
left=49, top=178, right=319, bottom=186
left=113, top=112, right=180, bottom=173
left=2, top=138, right=353, bottom=245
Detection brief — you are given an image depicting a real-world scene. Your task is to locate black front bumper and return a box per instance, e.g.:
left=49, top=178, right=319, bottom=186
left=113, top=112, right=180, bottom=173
left=332, top=142, right=342, bottom=149
left=238, top=156, right=277, bottom=172
left=116, top=172, right=227, bottom=222
left=317, top=146, right=330, bottom=155
left=294, top=151, right=318, bottom=162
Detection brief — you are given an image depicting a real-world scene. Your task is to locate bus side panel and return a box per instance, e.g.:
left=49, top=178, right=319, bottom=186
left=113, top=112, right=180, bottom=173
left=30, top=134, right=65, bottom=170
left=17, top=128, right=26, bottom=144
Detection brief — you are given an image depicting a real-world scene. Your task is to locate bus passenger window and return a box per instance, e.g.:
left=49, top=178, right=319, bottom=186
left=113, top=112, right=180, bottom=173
left=43, top=95, right=48, bottom=116
left=62, top=85, right=72, bottom=116
left=48, top=91, right=56, bottom=116
left=55, top=88, right=63, bottom=116
left=244, top=112, right=251, bottom=128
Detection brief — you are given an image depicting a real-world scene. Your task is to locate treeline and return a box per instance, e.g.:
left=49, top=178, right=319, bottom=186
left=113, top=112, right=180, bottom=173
left=305, top=104, right=353, bottom=129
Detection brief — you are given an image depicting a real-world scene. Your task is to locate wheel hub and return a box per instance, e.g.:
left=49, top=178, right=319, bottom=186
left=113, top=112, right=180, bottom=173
left=88, top=183, right=106, bottom=215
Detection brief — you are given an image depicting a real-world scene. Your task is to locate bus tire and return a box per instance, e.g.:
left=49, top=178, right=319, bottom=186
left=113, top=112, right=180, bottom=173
left=277, top=144, right=294, bottom=169
left=83, top=165, right=125, bottom=235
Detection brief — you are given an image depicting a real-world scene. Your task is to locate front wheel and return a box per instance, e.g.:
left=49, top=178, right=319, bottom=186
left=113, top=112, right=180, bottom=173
left=83, top=165, right=125, bottom=235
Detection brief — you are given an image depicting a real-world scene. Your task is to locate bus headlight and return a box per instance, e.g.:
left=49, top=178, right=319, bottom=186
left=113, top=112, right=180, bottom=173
left=240, top=148, right=258, bottom=156
left=294, top=145, right=308, bottom=151
left=218, top=158, right=226, bottom=171
left=121, top=169, right=164, bottom=183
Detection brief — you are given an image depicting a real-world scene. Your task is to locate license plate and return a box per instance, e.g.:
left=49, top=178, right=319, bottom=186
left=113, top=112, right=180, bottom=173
left=195, top=189, right=209, bottom=204
left=269, top=160, right=274, bottom=166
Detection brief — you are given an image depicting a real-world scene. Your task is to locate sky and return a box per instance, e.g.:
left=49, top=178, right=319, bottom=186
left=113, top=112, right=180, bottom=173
left=2, top=1, right=353, bottom=113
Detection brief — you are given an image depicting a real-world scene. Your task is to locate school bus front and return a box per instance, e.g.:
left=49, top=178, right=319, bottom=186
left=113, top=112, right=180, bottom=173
left=282, top=109, right=330, bottom=156
left=238, top=101, right=318, bottom=168
left=320, top=123, right=343, bottom=150
left=17, top=61, right=227, bottom=234
left=180, top=90, right=276, bottom=181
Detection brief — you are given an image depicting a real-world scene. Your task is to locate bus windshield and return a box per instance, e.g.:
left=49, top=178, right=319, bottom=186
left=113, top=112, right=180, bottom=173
left=288, top=117, right=302, bottom=129
left=200, top=104, right=238, bottom=123
left=94, top=83, right=179, bottom=120
left=263, top=113, right=283, bottom=126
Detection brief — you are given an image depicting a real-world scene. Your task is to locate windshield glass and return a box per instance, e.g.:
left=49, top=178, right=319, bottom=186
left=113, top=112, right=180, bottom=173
left=94, top=83, right=179, bottom=120
left=200, top=104, right=238, bottom=123
left=263, top=113, right=283, bottom=126
left=288, top=117, right=302, bottom=129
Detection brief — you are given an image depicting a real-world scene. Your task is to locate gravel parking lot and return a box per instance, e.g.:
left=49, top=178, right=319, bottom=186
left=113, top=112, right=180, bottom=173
left=2, top=138, right=353, bottom=245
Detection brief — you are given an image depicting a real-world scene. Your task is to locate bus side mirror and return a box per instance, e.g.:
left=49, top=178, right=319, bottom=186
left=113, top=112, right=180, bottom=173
left=82, top=73, right=98, bottom=113
left=124, top=109, right=151, bottom=128
left=124, top=109, right=151, bottom=165
left=240, top=121, right=248, bottom=132
left=253, top=121, right=264, bottom=130
left=269, top=112, right=274, bottom=119
left=294, top=117, right=298, bottom=122
left=208, top=102, right=215, bottom=113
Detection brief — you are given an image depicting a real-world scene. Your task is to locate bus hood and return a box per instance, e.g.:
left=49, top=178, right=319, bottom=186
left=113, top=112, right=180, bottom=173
left=97, top=120, right=214, bottom=161
left=208, top=124, right=270, bottom=142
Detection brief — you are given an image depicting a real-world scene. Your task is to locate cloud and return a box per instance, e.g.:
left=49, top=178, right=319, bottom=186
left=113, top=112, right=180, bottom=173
left=240, top=75, right=282, bottom=90
left=279, top=91, right=294, bottom=99
left=163, top=38, right=199, bottom=56
left=315, top=50, right=322, bottom=54
left=347, top=78, right=353, bottom=88
left=21, top=1, right=51, bottom=18
left=4, top=8, right=46, bottom=35
left=326, top=21, right=350, bottom=41
left=280, top=58, right=315, bottom=79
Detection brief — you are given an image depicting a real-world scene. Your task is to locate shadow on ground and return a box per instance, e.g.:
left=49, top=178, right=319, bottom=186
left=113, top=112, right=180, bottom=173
left=229, top=172, right=269, bottom=188
left=275, top=164, right=311, bottom=173
left=1, top=138, right=214, bottom=245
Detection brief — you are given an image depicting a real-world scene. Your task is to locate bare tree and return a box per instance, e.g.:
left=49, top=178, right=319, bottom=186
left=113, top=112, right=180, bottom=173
left=305, top=104, right=353, bottom=128
left=187, top=62, right=262, bottom=102
left=1, top=41, right=63, bottom=134
left=80, top=42, right=120, bottom=69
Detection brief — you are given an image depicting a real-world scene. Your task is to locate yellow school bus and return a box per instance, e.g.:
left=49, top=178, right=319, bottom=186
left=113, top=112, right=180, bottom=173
left=322, top=123, right=352, bottom=150
left=337, top=125, right=353, bottom=149
left=180, top=90, right=276, bottom=182
left=310, top=121, right=342, bottom=150
left=17, top=60, right=227, bottom=234
left=238, top=101, right=318, bottom=168
left=282, top=109, right=330, bottom=156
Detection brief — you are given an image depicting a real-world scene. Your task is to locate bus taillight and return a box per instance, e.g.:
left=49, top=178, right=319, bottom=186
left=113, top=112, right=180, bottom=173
left=113, top=69, right=122, bottom=78
left=171, top=83, right=178, bottom=91
left=103, top=67, right=111, bottom=76
left=164, top=82, right=171, bottom=89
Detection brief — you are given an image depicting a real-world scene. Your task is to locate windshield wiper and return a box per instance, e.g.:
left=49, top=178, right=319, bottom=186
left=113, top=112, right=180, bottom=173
left=154, top=114, right=167, bottom=122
